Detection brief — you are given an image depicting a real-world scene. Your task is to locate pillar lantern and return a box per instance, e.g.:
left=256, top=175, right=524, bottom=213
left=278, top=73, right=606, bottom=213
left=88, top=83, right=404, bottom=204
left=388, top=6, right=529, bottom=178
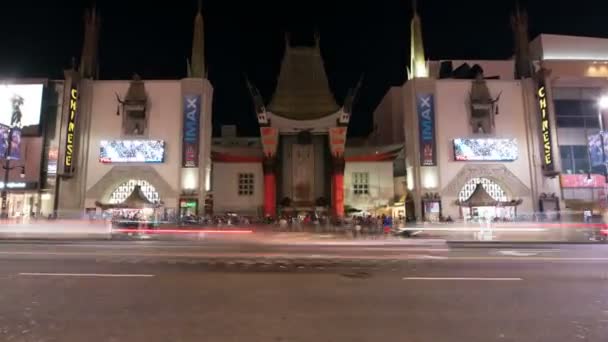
left=262, top=156, right=277, bottom=218
left=260, top=127, right=279, bottom=218
left=329, top=126, right=347, bottom=218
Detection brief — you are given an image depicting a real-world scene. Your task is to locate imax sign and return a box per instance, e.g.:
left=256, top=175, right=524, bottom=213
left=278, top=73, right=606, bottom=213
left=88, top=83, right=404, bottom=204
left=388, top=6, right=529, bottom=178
left=182, top=95, right=201, bottom=168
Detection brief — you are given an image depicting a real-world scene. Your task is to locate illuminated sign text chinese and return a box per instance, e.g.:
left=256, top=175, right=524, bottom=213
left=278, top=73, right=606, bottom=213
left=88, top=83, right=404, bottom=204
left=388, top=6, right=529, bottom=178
left=537, top=84, right=555, bottom=172
left=64, top=86, right=78, bottom=174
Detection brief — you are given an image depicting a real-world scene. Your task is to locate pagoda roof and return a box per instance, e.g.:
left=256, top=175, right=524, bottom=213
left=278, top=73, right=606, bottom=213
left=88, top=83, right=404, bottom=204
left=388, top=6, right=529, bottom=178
left=268, top=38, right=340, bottom=121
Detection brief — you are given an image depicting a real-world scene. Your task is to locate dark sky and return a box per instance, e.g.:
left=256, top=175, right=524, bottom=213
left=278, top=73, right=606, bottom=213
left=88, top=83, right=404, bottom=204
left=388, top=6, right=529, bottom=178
left=1, top=0, right=608, bottom=137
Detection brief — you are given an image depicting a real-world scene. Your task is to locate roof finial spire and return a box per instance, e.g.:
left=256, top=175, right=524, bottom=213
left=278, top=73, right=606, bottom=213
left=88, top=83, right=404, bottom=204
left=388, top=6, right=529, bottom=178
left=408, top=0, right=428, bottom=79
left=79, top=4, right=101, bottom=79
left=189, top=1, right=205, bottom=78
left=511, top=0, right=532, bottom=79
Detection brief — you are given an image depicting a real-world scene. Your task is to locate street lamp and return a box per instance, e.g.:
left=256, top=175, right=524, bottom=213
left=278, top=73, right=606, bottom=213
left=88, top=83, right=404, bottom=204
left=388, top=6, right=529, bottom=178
left=0, top=93, right=23, bottom=219
left=0, top=134, right=25, bottom=218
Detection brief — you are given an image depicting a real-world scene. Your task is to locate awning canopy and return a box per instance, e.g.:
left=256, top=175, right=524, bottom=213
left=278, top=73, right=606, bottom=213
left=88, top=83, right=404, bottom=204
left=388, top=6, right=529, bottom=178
left=95, top=185, right=163, bottom=210
left=456, top=183, right=522, bottom=207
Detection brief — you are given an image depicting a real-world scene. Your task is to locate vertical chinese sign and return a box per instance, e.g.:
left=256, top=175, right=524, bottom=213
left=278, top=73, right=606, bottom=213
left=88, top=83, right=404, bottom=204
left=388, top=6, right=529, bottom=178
left=537, top=81, right=555, bottom=174
left=63, top=84, right=78, bottom=175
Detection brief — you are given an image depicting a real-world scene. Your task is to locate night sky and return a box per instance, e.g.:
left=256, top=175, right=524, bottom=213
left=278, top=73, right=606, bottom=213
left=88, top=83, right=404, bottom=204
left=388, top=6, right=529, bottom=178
left=1, top=0, right=608, bottom=137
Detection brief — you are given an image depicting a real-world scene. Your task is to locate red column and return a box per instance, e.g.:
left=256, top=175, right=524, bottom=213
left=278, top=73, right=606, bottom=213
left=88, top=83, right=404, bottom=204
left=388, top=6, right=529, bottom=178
left=332, top=157, right=345, bottom=218
left=263, top=158, right=276, bottom=218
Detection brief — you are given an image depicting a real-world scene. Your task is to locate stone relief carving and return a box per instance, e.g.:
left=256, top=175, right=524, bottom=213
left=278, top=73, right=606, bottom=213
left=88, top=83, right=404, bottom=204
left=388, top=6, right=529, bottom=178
left=468, top=73, right=501, bottom=134
left=86, top=165, right=178, bottom=202
left=441, top=164, right=530, bottom=197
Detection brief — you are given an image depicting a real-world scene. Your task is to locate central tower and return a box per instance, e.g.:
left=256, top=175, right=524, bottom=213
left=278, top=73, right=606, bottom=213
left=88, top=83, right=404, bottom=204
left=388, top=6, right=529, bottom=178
left=247, top=31, right=361, bottom=219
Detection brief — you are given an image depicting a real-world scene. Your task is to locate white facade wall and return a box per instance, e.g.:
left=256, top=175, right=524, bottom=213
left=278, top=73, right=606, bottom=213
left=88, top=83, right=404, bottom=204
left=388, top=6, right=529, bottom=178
left=83, top=80, right=183, bottom=208
left=435, top=80, right=534, bottom=217
left=212, top=162, right=263, bottom=214
left=344, top=161, right=394, bottom=211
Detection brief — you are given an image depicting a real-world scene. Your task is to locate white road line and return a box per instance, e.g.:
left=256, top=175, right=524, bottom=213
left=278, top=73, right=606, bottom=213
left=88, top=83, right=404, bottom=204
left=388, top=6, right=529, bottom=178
left=403, top=277, right=522, bottom=281
left=18, top=273, right=155, bottom=278
left=411, top=255, right=449, bottom=260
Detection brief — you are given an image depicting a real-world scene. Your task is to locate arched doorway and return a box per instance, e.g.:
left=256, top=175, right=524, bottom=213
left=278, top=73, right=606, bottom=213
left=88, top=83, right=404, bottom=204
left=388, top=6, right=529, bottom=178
left=458, top=177, right=513, bottom=221
left=109, top=179, right=161, bottom=204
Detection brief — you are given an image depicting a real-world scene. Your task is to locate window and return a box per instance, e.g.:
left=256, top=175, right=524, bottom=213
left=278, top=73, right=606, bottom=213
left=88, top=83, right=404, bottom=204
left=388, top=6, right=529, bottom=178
left=553, top=94, right=600, bottom=129
left=352, top=172, right=369, bottom=195
left=238, top=173, right=254, bottom=196
left=560, top=145, right=591, bottom=174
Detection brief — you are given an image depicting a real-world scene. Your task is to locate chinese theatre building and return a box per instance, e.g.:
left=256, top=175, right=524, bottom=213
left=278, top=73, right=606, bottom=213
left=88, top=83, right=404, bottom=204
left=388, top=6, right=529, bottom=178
left=374, top=5, right=564, bottom=222
left=211, top=33, right=401, bottom=218
left=29, top=3, right=608, bottom=221
left=49, top=6, right=213, bottom=218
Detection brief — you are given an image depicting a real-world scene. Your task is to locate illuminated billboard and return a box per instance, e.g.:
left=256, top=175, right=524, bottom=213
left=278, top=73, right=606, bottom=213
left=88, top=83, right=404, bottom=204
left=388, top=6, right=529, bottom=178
left=0, top=84, right=43, bottom=134
left=453, top=138, right=518, bottom=161
left=99, top=140, right=165, bottom=164
left=0, top=124, right=21, bottom=160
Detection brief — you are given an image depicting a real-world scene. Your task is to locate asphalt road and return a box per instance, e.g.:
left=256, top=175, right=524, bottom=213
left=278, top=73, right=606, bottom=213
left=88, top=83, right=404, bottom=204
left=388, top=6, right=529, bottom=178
left=0, top=240, right=607, bottom=342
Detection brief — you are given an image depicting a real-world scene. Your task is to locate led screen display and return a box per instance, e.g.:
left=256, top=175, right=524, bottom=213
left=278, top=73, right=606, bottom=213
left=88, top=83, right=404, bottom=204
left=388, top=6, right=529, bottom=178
left=99, top=140, right=165, bottom=164
left=0, top=84, right=43, bottom=135
left=453, top=138, right=518, bottom=161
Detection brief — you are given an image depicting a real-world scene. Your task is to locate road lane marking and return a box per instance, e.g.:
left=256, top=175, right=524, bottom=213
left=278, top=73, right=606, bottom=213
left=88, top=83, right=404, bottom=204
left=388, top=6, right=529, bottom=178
left=499, top=250, right=539, bottom=257
left=18, top=273, right=155, bottom=278
left=403, top=277, right=522, bottom=281
left=411, top=255, right=448, bottom=259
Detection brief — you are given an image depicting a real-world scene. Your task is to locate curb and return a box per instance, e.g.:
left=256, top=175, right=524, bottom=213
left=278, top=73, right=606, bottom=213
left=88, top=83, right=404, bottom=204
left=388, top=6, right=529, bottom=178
left=447, top=241, right=606, bottom=246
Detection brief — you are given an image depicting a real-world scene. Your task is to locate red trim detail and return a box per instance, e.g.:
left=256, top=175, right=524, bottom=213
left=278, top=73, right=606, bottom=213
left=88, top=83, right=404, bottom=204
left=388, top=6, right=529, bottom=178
left=345, top=152, right=399, bottom=162
left=264, top=173, right=276, bottom=218
left=332, top=173, right=344, bottom=218
left=211, top=152, right=263, bottom=163
left=112, top=229, right=252, bottom=234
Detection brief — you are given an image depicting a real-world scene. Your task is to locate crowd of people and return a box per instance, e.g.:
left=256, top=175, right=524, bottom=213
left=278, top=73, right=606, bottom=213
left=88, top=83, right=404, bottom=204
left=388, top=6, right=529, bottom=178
left=180, top=212, right=405, bottom=236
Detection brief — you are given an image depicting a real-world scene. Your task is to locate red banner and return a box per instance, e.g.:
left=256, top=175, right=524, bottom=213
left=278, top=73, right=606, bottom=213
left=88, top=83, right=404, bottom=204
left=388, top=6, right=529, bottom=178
left=260, top=127, right=278, bottom=158
left=329, top=127, right=347, bottom=158
left=560, top=174, right=605, bottom=188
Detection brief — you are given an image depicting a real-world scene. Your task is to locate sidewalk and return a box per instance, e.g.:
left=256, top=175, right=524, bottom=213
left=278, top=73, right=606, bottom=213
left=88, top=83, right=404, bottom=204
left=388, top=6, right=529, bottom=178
left=0, top=220, right=112, bottom=240
left=0, top=220, right=602, bottom=244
